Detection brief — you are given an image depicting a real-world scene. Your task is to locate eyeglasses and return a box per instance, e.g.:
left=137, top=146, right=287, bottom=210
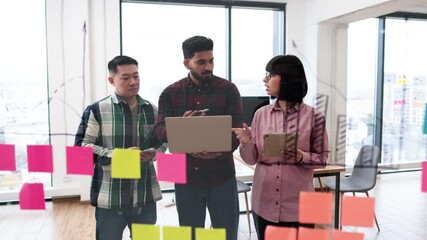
left=265, top=72, right=277, bottom=81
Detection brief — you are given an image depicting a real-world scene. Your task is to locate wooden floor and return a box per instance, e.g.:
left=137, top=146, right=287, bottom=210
left=0, top=171, right=426, bottom=240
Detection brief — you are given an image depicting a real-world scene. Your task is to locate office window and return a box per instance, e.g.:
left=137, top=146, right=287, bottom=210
left=121, top=1, right=285, bottom=180
left=348, top=16, right=427, bottom=170
left=346, top=19, right=378, bottom=167
left=382, top=17, right=427, bottom=165
left=231, top=8, right=284, bottom=96
left=121, top=1, right=285, bottom=102
left=0, top=0, right=50, bottom=194
left=121, top=2, right=227, bottom=104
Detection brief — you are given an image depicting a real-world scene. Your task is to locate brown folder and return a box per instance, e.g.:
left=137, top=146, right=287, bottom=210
left=263, top=132, right=299, bottom=157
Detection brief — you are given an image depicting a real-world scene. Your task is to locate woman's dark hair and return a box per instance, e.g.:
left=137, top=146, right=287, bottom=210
left=265, top=55, right=308, bottom=103
left=182, top=36, right=214, bottom=59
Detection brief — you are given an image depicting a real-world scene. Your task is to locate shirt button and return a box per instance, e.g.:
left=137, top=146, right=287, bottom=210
left=196, top=101, right=200, bottom=104
left=276, top=189, right=279, bottom=192
left=276, top=202, right=279, bottom=205
left=195, top=167, right=198, bottom=170
left=276, top=176, right=279, bottom=179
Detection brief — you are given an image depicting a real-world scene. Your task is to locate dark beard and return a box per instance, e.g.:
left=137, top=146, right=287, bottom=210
left=190, top=69, right=213, bottom=83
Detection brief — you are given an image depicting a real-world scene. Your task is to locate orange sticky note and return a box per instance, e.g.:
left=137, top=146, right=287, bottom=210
left=332, top=230, right=364, bottom=240
left=297, top=227, right=330, bottom=240
left=163, top=226, right=191, bottom=240
left=299, top=192, right=333, bottom=224
left=0, top=144, right=16, bottom=171
left=111, top=148, right=140, bottom=179
left=195, top=228, right=226, bottom=240
left=66, top=146, right=94, bottom=175
left=157, top=153, right=186, bottom=184
left=422, top=161, right=427, bottom=192
left=19, top=183, right=46, bottom=210
left=264, top=225, right=297, bottom=240
left=341, top=195, right=375, bottom=227
left=27, top=145, right=53, bottom=173
left=131, top=224, right=160, bottom=240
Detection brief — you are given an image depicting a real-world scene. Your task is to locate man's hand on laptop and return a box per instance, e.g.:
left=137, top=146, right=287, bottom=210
left=141, top=148, right=156, bottom=162
left=190, top=151, right=222, bottom=159
left=128, top=147, right=155, bottom=162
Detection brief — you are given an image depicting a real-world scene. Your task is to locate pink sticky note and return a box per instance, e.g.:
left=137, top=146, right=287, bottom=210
left=341, top=195, right=375, bottom=227
left=299, top=192, right=333, bottom=224
left=422, top=161, right=427, bottom=192
left=332, top=230, right=364, bottom=240
left=19, top=183, right=46, bottom=210
left=264, top=226, right=297, bottom=240
left=27, top=145, right=53, bottom=173
left=0, top=144, right=16, bottom=171
left=297, top=227, right=330, bottom=240
left=157, top=153, right=186, bottom=184
left=66, top=146, right=94, bottom=175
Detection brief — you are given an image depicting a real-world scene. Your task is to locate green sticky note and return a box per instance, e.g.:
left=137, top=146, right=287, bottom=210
left=163, top=226, right=192, bottom=240
left=195, top=228, right=226, bottom=240
left=111, top=148, right=140, bottom=179
left=131, top=224, right=160, bottom=240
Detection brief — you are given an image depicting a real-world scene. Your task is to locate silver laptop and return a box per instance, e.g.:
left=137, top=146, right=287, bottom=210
left=165, top=115, right=232, bottom=153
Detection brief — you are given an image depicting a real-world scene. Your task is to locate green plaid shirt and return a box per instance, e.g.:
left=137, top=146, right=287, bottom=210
left=76, top=93, right=164, bottom=209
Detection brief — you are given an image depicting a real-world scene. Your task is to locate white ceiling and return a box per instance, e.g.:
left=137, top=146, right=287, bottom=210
left=241, top=1, right=427, bottom=14
left=402, top=3, right=427, bottom=14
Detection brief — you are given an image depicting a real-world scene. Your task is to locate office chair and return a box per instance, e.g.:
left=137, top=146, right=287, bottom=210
left=236, top=179, right=252, bottom=233
left=324, top=145, right=381, bottom=231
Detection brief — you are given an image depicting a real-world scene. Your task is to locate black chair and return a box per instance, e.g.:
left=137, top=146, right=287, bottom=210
left=324, top=145, right=381, bottom=231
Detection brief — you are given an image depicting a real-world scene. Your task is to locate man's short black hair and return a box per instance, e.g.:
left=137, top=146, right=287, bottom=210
left=108, top=55, right=138, bottom=74
left=182, top=36, right=214, bottom=59
left=265, top=55, right=308, bottom=103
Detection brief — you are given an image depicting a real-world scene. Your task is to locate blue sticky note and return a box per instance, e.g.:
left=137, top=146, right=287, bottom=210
left=422, top=161, right=427, bottom=192
left=423, top=103, right=427, bottom=134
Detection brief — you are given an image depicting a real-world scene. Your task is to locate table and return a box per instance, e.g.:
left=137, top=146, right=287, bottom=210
left=234, top=155, right=345, bottom=229
left=314, top=165, right=345, bottom=228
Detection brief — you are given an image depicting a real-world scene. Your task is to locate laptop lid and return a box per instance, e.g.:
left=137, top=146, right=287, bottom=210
left=165, top=115, right=232, bottom=153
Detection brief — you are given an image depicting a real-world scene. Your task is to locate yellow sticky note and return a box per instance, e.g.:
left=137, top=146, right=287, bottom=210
left=112, top=148, right=140, bottom=179
left=131, top=224, right=160, bottom=240
left=163, top=226, right=191, bottom=240
left=195, top=228, right=226, bottom=240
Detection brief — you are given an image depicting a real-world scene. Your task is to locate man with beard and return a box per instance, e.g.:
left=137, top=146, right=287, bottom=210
left=155, top=36, right=243, bottom=240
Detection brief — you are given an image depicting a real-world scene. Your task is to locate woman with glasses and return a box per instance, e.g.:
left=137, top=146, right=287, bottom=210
left=232, top=55, right=329, bottom=240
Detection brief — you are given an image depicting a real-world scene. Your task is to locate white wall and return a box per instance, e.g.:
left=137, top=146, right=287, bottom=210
left=44, top=0, right=120, bottom=201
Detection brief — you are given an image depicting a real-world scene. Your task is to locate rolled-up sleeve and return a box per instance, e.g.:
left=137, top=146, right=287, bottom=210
left=81, top=109, right=113, bottom=165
